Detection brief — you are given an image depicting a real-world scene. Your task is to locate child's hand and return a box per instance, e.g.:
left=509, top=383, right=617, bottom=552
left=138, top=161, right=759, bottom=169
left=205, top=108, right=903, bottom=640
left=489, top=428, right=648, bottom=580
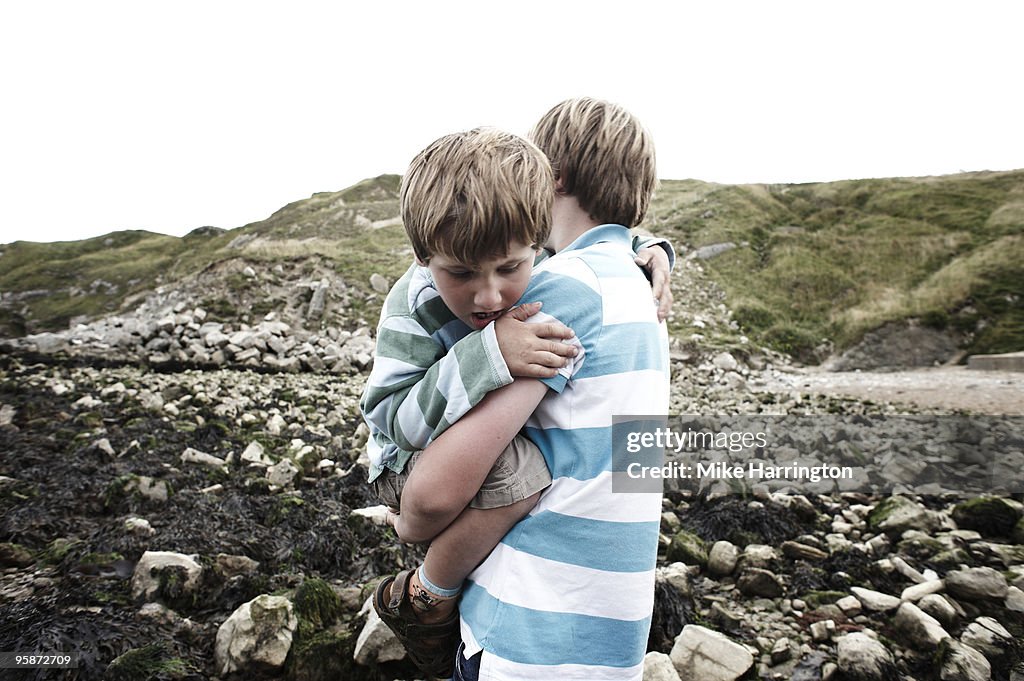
left=495, top=302, right=577, bottom=378
left=634, top=246, right=674, bottom=321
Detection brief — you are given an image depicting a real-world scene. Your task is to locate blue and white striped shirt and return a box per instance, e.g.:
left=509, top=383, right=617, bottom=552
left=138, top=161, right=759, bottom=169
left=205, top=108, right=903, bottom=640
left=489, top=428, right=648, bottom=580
left=460, top=225, right=671, bottom=680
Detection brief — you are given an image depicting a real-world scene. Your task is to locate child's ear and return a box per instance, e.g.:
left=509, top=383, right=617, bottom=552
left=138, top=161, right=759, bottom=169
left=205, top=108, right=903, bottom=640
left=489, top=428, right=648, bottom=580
left=415, top=255, right=429, bottom=267
left=554, top=176, right=567, bottom=195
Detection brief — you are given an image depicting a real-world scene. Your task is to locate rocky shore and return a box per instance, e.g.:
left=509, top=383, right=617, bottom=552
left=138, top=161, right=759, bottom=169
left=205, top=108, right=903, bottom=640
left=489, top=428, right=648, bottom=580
left=1, top=345, right=1022, bottom=680
left=1, top=253, right=1022, bottom=680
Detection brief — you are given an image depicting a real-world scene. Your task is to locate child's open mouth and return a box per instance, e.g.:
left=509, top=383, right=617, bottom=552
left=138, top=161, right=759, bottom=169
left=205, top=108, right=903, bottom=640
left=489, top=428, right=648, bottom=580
left=471, top=311, right=503, bottom=326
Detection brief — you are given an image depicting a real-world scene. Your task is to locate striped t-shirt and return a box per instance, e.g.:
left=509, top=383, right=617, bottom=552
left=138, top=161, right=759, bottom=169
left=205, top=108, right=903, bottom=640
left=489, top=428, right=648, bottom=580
left=360, top=235, right=672, bottom=484
left=360, top=263, right=514, bottom=482
left=460, top=224, right=671, bottom=680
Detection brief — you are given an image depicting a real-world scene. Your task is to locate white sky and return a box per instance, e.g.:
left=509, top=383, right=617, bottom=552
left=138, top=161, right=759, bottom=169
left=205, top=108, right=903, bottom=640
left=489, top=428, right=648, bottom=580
left=2, top=1, right=1022, bottom=244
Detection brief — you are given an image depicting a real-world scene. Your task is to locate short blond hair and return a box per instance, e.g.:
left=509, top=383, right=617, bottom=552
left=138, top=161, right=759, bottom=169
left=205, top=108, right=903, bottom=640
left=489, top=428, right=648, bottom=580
left=401, top=127, right=553, bottom=264
left=530, top=98, right=657, bottom=227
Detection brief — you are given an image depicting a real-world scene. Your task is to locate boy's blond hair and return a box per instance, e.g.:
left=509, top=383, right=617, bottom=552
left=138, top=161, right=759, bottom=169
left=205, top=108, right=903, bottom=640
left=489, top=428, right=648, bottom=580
left=530, top=97, right=657, bottom=228
left=401, top=127, right=553, bottom=264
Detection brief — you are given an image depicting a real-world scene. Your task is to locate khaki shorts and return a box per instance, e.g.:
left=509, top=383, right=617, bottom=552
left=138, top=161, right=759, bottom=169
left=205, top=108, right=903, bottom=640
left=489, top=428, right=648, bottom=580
left=372, top=433, right=551, bottom=510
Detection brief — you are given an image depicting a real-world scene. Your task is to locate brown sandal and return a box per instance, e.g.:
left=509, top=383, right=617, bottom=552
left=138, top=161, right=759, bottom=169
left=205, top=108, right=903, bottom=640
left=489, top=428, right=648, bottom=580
left=372, top=569, right=460, bottom=679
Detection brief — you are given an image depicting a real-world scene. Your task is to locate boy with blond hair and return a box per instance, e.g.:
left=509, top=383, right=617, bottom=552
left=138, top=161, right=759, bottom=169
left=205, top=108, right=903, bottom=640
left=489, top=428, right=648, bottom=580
left=392, top=98, right=670, bottom=680
left=363, top=123, right=672, bottom=679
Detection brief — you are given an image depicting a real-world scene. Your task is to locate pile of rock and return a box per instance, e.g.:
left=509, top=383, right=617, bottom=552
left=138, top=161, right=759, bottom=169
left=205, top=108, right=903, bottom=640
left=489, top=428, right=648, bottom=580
left=3, top=353, right=1021, bottom=680
left=7, top=302, right=377, bottom=375
left=629, top=492, right=1024, bottom=681
left=347, top=489, right=1024, bottom=680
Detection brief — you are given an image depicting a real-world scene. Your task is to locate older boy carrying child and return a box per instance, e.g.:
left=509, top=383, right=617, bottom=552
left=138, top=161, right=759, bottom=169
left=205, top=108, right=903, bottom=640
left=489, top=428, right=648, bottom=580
left=393, top=98, right=671, bottom=681
left=361, top=125, right=672, bottom=678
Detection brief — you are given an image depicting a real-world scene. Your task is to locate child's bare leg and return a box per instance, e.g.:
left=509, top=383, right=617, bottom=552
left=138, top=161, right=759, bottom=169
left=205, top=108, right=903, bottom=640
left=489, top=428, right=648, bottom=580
left=401, top=490, right=541, bottom=624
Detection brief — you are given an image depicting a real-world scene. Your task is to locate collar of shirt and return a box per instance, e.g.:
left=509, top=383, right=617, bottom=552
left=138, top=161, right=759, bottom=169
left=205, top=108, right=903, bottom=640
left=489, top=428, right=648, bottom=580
left=558, top=224, right=630, bottom=254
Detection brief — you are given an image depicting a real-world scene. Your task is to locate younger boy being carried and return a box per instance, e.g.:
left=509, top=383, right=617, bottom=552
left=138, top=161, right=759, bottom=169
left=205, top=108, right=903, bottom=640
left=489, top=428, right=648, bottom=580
left=361, top=127, right=671, bottom=678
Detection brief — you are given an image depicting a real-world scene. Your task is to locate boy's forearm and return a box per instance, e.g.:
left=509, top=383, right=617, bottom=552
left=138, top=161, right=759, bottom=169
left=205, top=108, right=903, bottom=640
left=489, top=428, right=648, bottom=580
left=362, top=321, right=512, bottom=452
left=395, top=378, right=548, bottom=543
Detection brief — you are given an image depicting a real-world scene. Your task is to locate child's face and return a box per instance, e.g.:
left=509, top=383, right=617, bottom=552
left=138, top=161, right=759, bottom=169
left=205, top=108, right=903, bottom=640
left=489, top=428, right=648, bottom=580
left=423, top=240, right=539, bottom=330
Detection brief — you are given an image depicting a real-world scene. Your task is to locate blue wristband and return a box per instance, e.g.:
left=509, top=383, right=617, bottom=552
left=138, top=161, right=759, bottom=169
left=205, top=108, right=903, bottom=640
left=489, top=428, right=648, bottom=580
left=417, top=565, right=462, bottom=598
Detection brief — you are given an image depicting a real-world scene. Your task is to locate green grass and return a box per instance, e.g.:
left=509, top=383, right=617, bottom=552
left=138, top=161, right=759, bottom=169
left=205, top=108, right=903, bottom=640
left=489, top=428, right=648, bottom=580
left=3, top=170, right=1022, bottom=362
left=648, top=170, right=1024, bottom=360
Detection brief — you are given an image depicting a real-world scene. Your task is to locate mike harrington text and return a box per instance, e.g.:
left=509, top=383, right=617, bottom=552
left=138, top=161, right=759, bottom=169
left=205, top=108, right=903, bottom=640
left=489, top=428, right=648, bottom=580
left=626, top=460, right=855, bottom=483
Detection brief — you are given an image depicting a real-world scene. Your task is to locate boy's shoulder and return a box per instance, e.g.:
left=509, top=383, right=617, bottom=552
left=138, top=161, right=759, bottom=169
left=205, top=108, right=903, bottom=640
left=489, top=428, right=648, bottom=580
left=524, top=227, right=655, bottom=329
left=380, top=262, right=459, bottom=335
left=381, top=263, right=435, bottom=316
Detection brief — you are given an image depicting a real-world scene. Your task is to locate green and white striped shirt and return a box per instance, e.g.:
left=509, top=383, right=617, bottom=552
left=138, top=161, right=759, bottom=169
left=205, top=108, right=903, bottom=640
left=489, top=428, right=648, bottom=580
left=360, top=237, right=673, bottom=483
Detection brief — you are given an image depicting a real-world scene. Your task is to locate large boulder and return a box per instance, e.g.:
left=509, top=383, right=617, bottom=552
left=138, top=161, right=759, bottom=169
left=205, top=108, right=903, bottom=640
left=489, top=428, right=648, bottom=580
left=214, top=594, right=298, bottom=676
left=945, top=567, right=1009, bottom=602
left=669, top=625, right=753, bottom=681
left=893, top=602, right=951, bottom=650
left=130, top=551, right=202, bottom=605
left=353, top=597, right=405, bottom=665
left=836, top=632, right=897, bottom=680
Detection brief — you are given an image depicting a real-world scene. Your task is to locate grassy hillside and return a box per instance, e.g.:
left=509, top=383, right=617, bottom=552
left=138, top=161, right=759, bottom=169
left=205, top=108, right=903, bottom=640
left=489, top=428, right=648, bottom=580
left=2, top=170, right=1021, bottom=362
left=647, top=171, right=1024, bottom=360
left=0, top=175, right=406, bottom=336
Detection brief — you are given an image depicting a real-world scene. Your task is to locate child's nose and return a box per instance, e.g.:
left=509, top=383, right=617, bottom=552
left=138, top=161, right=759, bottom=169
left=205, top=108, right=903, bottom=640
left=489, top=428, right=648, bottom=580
left=474, top=282, right=503, bottom=309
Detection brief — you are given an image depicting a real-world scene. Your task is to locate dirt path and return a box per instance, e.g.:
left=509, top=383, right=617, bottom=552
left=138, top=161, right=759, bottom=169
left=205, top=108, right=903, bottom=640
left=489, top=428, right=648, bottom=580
left=764, top=365, right=1024, bottom=415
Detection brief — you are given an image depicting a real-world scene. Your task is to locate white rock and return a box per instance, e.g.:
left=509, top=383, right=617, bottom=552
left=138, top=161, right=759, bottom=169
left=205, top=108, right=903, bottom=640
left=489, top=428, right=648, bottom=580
left=893, top=601, right=951, bottom=650
left=124, top=517, right=155, bottom=536
left=130, top=551, right=203, bottom=602
left=204, top=329, right=230, bottom=347
left=657, top=562, right=696, bottom=598
left=137, top=602, right=178, bottom=624
left=267, top=413, right=287, bottom=436
left=351, top=505, right=391, bottom=526
left=241, top=441, right=272, bottom=467
left=945, top=567, right=1009, bottom=602
left=369, top=273, right=390, bottom=294
left=810, top=619, right=836, bottom=642
left=670, top=625, right=753, bottom=681
left=851, top=586, right=901, bottom=612
left=919, top=594, right=959, bottom=627
left=130, top=476, right=170, bottom=503
left=836, top=632, right=895, bottom=680
left=643, top=651, right=682, bottom=681
left=707, top=541, right=739, bottom=576
left=73, top=394, right=103, bottom=409
left=770, top=637, right=793, bottom=665
left=739, top=544, right=777, bottom=569
left=939, top=639, right=991, bottom=681
left=215, top=594, right=297, bottom=675
left=353, top=597, right=406, bottom=665
left=712, top=352, right=738, bottom=372
left=94, top=438, right=116, bottom=456
left=180, top=447, right=226, bottom=468
left=1006, top=585, right=1024, bottom=612
left=267, top=459, right=300, bottom=488
left=837, top=595, right=862, bottom=616
left=961, top=616, right=1013, bottom=662
left=826, top=533, right=854, bottom=553
left=902, top=579, right=945, bottom=602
